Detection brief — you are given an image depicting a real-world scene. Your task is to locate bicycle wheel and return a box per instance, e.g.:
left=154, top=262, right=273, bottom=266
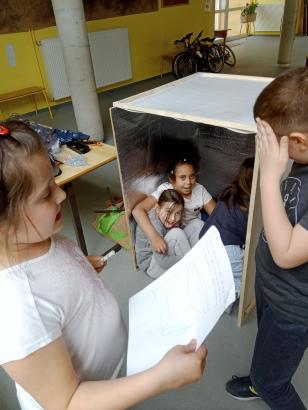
left=206, top=45, right=224, bottom=73
left=172, top=52, right=198, bottom=79
left=224, top=45, right=236, bottom=67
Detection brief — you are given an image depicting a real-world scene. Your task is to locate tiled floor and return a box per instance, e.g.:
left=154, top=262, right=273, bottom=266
left=1, top=35, right=308, bottom=410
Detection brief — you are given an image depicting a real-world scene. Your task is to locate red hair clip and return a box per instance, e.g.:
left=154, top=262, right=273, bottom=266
left=0, top=125, right=10, bottom=136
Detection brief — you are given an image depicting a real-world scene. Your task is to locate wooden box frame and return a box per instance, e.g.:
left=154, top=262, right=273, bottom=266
left=110, top=72, right=272, bottom=326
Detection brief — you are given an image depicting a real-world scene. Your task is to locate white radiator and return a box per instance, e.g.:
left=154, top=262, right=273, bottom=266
left=255, top=3, right=285, bottom=32
left=41, top=28, right=132, bottom=100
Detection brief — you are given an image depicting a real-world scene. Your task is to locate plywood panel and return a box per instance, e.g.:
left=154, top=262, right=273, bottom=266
left=237, top=148, right=261, bottom=325
left=114, top=73, right=272, bottom=132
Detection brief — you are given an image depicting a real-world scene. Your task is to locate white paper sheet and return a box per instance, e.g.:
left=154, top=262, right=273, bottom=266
left=127, top=226, right=235, bottom=376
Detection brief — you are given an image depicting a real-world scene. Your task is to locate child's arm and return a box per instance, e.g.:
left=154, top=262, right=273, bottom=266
left=199, top=183, right=216, bottom=215
left=258, top=119, right=308, bottom=268
left=133, top=196, right=168, bottom=254
left=203, top=198, right=216, bottom=215
left=3, top=337, right=207, bottom=410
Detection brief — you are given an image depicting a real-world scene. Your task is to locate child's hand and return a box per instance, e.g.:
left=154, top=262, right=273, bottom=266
left=150, top=233, right=168, bottom=254
left=156, top=339, right=207, bottom=390
left=257, top=118, right=289, bottom=183
left=87, top=255, right=107, bottom=273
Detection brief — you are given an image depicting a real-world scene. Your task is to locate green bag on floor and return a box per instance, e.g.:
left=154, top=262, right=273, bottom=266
left=94, top=206, right=130, bottom=250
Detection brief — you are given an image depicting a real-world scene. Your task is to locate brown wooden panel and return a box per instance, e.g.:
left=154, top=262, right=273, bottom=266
left=237, top=145, right=261, bottom=326
left=161, top=0, right=189, bottom=6
left=0, top=0, right=158, bottom=34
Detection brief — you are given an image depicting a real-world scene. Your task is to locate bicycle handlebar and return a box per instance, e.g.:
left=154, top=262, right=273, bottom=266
left=174, top=32, right=193, bottom=45
left=196, top=30, right=203, bottom=39
left=174, top=31, right=206, bottom=48
left=201, top=37, right=215, bottom=43
left=173, top=31, right=218, bottom=53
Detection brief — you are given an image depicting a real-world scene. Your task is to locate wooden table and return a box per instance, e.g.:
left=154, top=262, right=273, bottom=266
left=0, top=86, right=53, bottom=119
left=55, top=144, right=117, bottom=255
left=214, top=29, right=231, bottom=51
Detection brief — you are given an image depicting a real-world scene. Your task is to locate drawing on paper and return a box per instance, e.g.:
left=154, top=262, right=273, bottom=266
left=152, top=262, right=209, bottom=335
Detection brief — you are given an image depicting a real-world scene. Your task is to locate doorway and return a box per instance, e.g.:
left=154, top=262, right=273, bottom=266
left=215, top=0, right=248, bottom=37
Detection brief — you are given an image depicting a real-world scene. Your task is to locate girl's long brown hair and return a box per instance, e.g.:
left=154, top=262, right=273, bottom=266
left=0, top=120, right=46, bottom=257
left=219, top=157, right=254, bottom=210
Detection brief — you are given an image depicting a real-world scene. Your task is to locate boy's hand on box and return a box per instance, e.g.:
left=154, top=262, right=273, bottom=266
left=257, top=118, right=289, bottom=183
left=87, top=255, right=107, bottom=273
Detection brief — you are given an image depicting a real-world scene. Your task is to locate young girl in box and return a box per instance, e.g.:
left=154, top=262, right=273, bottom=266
left=133, top=157, right=216, bottom=256
left=199, top=157, right=254, bottom=299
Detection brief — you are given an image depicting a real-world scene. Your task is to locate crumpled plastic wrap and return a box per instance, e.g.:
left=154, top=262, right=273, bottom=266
left=53, top=150, right=88, bottom=166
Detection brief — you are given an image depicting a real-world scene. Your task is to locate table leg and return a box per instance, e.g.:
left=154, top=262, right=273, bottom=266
left=161, top=57, right=164, bottom=78
left=31, top=95, right=38, bottom=115
left=42, top=90, right=54, bottom=119
left=64, top=182, right=88, bottom=255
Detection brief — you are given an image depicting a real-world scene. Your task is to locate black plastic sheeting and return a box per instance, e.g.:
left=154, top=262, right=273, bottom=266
left=112, top=107, right=255, bottom=212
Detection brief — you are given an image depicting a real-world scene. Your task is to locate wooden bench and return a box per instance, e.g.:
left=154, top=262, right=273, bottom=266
left=160, top=53, right=177, bottom=77
left=0, top=86, right=53, bottom=119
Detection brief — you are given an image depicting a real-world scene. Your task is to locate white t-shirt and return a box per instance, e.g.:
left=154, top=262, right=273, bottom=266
left=151, top=182, right=212, bottom=226
left=0, top=235, right=126, bottom=410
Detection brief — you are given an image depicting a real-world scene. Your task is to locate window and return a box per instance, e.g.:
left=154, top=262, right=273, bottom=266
left=215, top=0, right=247, bottom=37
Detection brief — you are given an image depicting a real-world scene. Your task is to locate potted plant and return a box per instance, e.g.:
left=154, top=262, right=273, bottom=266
left=240, top=1, right=259, bottom=23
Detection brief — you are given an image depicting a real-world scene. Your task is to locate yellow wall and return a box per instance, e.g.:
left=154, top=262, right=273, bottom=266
left=0, top=1, right=214, bottom=117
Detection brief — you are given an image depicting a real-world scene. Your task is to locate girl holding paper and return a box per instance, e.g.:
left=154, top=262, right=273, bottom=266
left=0, top=120, right=207, bottom=410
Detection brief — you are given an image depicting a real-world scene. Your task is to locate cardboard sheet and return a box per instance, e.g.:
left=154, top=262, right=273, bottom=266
left=114, top=73, right=272, bottom=132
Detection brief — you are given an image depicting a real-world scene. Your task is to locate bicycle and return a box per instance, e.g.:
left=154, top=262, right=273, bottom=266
left=172, top=31, right=224, bottom=79
left=172, top=32, right=199, bottom=79
left=198, top=36, right=225, bottom=73
left=213, top=29, right=236, bottom=67
left=219, top=43, right=236, bottom=67
left=199, top=35, right=236, bottom=68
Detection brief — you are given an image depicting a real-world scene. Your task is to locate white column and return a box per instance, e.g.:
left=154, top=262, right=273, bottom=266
left=277, top=0, right=300, bottom=66
left=51, top=0, right=104, bottom=139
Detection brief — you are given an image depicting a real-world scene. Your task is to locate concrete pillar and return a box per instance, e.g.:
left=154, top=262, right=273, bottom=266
left=277, top=0, right=300, bottom=66
left=51, top=0, right=104, bottom=139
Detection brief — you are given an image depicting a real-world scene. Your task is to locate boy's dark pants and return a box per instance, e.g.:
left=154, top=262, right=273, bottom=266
left=250, top=274, right=308, bottom=410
